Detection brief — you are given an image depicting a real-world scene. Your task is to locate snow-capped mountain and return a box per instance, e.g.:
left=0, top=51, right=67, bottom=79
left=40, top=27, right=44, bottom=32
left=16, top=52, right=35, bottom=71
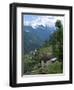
left=24, top=15, right=64, bottom=29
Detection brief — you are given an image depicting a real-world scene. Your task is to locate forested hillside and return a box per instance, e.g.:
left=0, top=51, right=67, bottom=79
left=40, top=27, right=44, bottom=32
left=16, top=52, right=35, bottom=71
left=23, top=20, right=63, bottom=75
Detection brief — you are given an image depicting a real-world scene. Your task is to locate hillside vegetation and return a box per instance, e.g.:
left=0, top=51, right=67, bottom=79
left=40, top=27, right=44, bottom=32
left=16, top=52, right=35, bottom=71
left=23, top=20, right=63, bottom=75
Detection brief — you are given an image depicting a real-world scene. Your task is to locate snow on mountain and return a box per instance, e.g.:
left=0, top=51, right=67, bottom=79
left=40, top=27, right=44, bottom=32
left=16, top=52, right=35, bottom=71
left=30, top=16, right=56, bottom=29
left=24, top=15, right=64, bottom=29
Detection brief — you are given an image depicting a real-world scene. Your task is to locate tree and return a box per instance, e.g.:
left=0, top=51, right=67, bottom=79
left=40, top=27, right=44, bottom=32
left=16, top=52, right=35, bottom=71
left=51, top=20, right=63, bottom=62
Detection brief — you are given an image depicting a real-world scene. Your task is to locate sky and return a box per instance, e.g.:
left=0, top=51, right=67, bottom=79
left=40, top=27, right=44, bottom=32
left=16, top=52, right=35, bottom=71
left=23, top=14, right=64, bottom=29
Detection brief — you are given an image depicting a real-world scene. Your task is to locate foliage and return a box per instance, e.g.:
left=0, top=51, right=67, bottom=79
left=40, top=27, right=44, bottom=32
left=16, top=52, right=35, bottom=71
left=33, top=46, right=52, bottom=62
left=31, top=67, right=48, bottom=74
left=23, top=54, right=37, bottom=74
left=31, top=61, right=63, bottom=74
left=47, top=61, right=63, bottom=74
left=48, top=20, right=63, bottom=62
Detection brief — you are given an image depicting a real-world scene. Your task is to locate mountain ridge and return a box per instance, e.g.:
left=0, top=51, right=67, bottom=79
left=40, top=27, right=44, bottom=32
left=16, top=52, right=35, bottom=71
left=23, top=25, right=56, bottom=54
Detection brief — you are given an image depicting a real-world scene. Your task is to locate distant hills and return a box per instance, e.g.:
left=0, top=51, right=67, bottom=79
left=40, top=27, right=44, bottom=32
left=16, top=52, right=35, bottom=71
left=23, top=25, right=56, bottom=54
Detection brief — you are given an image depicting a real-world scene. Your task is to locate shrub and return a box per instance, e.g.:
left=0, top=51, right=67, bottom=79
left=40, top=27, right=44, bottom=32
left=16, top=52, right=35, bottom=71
left=47, top=61, right=63, bottom=74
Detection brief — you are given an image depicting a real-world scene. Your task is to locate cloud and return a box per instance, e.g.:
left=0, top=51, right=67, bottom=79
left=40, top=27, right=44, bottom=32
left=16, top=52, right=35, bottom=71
left=31, top=16, right=56, bottom=28
left=24, top=16, right=64, bottom=29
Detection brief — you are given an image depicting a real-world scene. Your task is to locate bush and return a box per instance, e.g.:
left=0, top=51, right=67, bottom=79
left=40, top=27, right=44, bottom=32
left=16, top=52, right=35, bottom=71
left=23, top=54, right=37, bottom=74
left=47, top=61, right=63, bottom=74
left=31, top=61, right=63, bottom=74
left=31, top=67, right=48, bottom=74
left=23, top=52, right=63, bottom=74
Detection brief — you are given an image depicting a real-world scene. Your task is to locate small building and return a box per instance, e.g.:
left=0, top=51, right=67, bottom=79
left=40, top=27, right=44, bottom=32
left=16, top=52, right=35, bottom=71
left=41, top=55, right=57, bottom=68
